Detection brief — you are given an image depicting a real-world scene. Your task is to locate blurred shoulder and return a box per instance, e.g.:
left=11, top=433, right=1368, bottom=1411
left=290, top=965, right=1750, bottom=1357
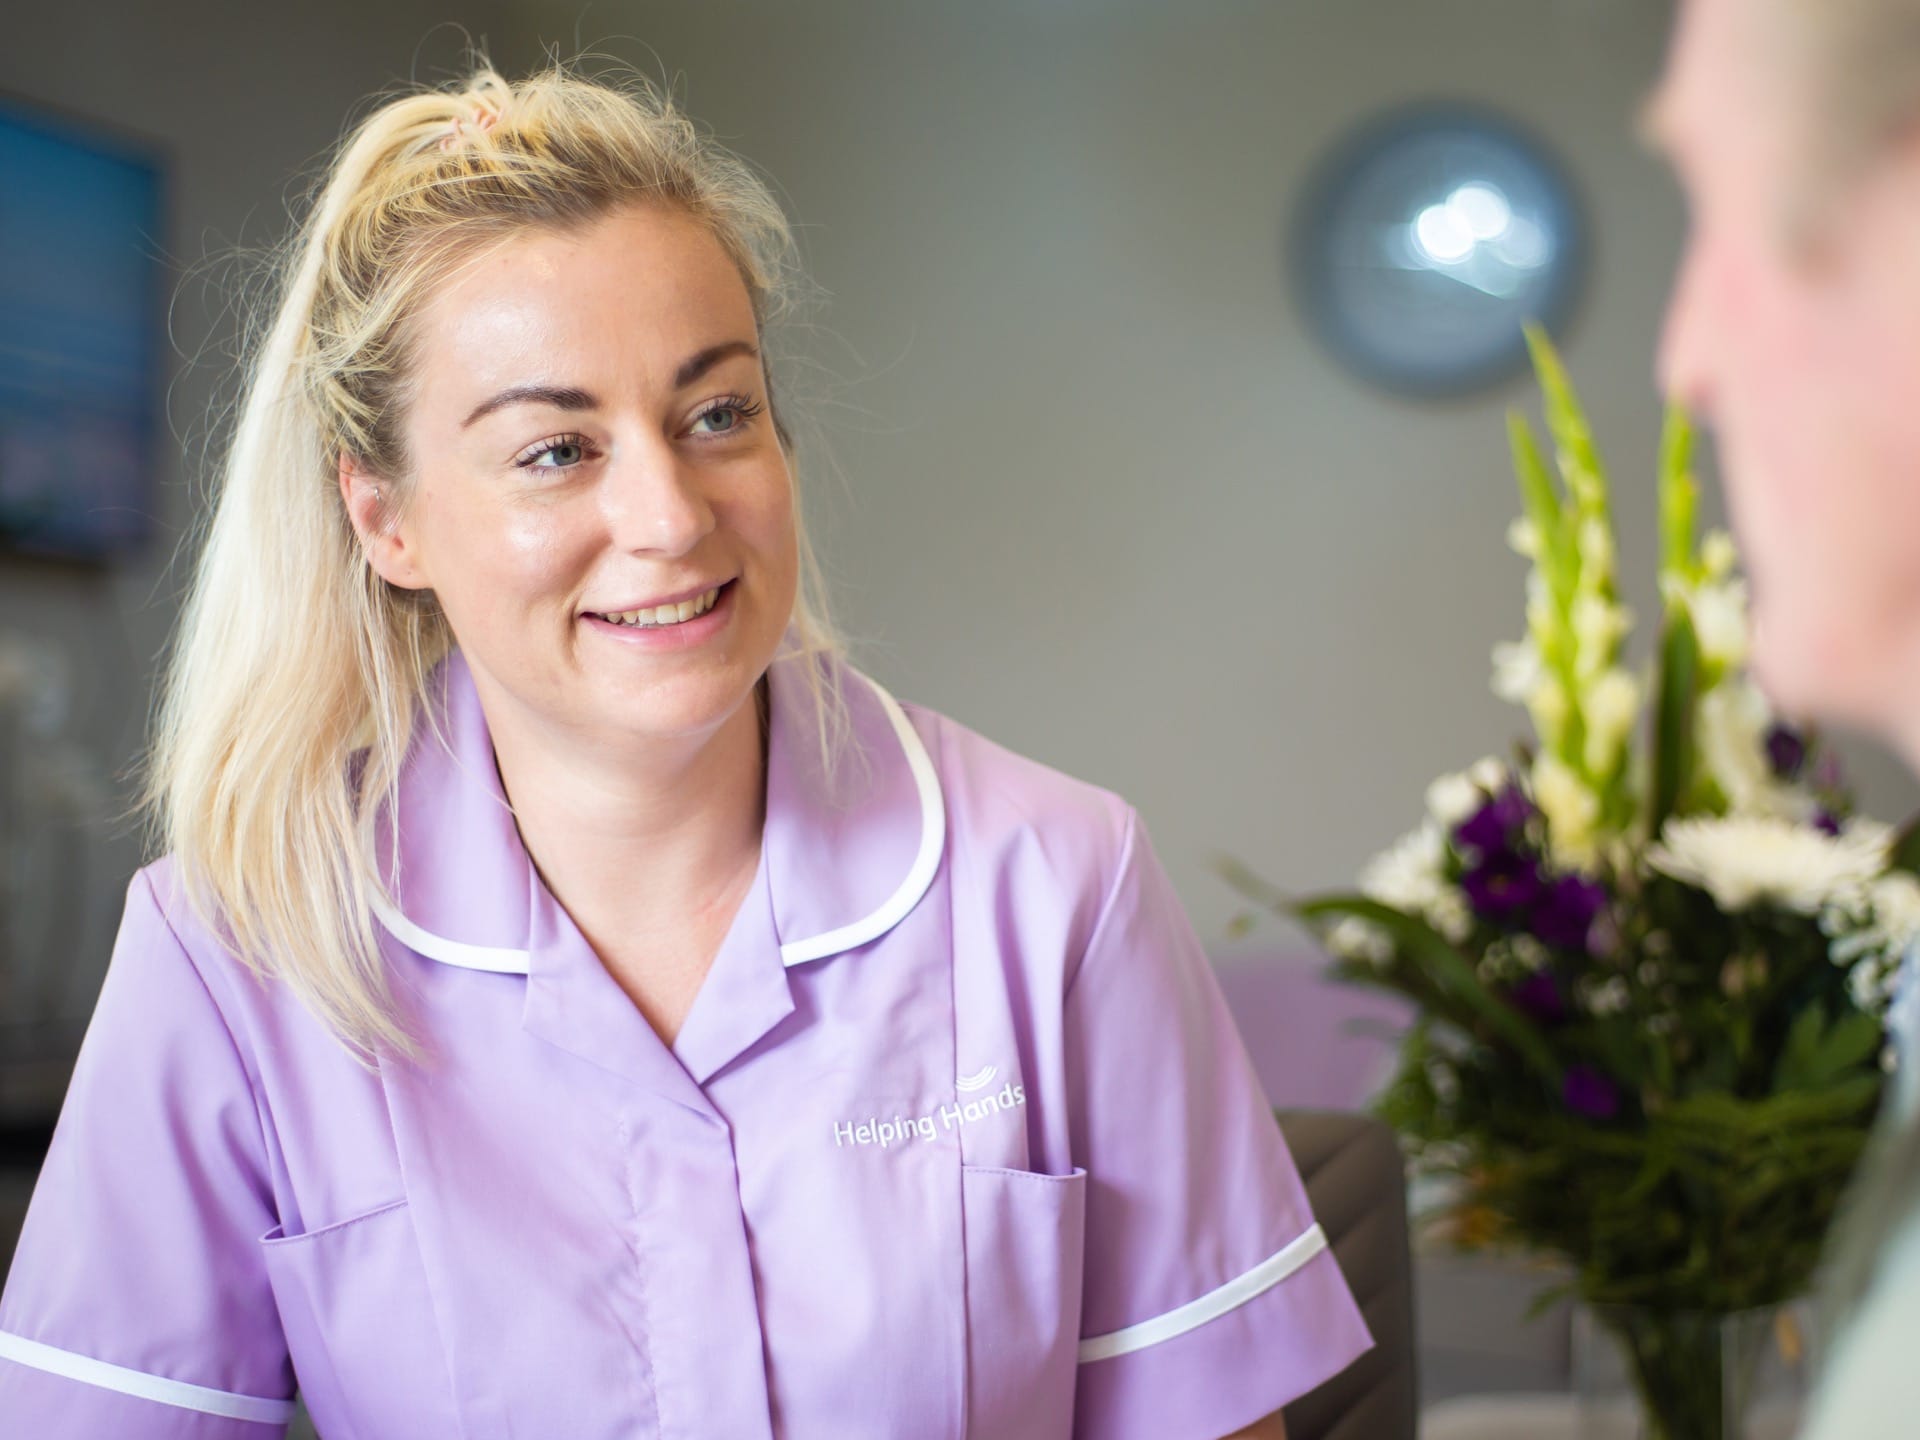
left=1801, top=1211, right=1920, bottom=1436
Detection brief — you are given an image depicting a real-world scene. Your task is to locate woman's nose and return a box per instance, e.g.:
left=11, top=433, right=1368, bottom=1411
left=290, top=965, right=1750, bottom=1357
left=600, top=447, right=717, bottom=556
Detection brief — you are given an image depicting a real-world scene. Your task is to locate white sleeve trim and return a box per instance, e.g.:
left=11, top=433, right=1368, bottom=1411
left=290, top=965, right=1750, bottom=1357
left=1077, top=1222, right=1331, bottom=1363
left=0, top=1331, right=297, bottom=1424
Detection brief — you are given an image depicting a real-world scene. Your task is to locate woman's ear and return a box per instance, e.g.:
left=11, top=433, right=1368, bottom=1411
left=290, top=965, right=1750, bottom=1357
left=337, top=451, right=429, bottom=592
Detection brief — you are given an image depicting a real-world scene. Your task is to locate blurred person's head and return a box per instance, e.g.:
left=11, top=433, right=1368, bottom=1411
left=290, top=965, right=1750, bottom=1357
left=1650, top=0, right=1920, bottom=763
left=136, top=53, right=854, bottom=1065
left=1649, top=0, right=1920, bottom=1336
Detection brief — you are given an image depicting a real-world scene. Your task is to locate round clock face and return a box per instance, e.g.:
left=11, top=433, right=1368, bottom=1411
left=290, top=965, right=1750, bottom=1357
left=1291, top=104, right=1587, bottom=398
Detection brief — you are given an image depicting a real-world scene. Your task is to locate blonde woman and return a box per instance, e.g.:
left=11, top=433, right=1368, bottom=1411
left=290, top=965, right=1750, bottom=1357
left=0, top=58, right=1370, bottom=1438
left=1646, top=0, right=1920, bottom=1433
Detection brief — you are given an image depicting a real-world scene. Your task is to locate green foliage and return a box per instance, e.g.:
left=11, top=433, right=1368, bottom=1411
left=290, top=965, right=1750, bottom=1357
left=1648, top=608, right=1700, bottom=841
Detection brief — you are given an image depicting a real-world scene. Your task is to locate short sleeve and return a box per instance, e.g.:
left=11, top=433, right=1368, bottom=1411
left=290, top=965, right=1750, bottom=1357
left=0, top=869, right=296, bottom=1437
left=1065, top=808, right=1373, bottom=1440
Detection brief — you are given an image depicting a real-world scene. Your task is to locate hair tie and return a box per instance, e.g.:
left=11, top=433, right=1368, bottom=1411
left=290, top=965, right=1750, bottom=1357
left=439, top=94, right=505, bottom=153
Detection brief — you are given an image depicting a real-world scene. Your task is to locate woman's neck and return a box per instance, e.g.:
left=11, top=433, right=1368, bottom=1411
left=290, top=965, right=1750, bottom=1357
left=487, top=673, right=770, bottom=947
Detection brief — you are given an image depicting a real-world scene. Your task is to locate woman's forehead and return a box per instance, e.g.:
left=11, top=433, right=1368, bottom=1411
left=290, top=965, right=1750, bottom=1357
left=411, top=212, right=760, bottom=413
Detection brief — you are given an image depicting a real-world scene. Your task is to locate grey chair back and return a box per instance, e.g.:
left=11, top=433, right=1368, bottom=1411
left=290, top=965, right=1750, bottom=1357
left=1278, top=1108, right=1419, bottom=1440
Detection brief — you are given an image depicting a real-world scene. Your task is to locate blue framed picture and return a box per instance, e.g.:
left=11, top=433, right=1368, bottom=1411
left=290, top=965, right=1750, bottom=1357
left=1290, top=102, right=1588, bottom=399
left=0, top=91, right=169, bottom=561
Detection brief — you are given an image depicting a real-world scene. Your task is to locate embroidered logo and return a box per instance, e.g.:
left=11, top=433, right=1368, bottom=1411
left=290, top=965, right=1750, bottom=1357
left=955, top=1064, right=998, bottom=1093
left=832, top=1068, right=1027, bottom=1149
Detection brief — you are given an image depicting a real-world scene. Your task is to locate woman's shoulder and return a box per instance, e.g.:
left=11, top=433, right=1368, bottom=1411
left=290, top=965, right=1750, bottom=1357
left=119, top=852, right=300, bottom=1037
left=111, top=852, right=213, bottom=977
left=55, top=854, right=275, bottom=1101
left=897, top=695, right=1140, bottom=917
left=129, top=851, right=225, bottom=963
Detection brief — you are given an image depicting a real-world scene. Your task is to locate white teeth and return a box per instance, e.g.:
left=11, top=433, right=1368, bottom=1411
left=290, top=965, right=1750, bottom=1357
left=599, top=586, right=722, bottom=628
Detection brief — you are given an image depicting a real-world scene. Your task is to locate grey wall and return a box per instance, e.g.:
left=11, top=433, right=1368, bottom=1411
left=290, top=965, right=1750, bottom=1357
left=501, top=0, right=1920, bottom=940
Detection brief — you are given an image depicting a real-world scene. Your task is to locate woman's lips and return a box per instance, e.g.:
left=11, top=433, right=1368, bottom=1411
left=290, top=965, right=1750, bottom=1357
left=580, top=578, right=737, bottom=649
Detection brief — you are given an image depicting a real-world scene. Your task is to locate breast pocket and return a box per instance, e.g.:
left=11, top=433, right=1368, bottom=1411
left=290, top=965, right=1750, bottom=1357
left=260, top=1199, right=462, bottom=1440
left=959, top=1163, right=1088, bottom=1440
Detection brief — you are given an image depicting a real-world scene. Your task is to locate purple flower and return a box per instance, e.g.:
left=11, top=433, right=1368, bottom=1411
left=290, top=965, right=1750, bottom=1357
left=1531, top=874, right=1610, bottom=953
left=1562, top=1064, right=1621, bottom=1120
left=1508, top=971, right=1567, bottom=1024
left=1765, top=723, right=1807, bottom=781
left=1456, top=787, right=1535, bottom=857
left=1815, top=809, right=1843, bottom=837
left=1462, top=851, right=1546, bottom=920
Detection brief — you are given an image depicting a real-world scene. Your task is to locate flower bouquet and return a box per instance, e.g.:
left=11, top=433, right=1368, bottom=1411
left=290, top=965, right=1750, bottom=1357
left=1220, top=327, right=1920, bottom=1440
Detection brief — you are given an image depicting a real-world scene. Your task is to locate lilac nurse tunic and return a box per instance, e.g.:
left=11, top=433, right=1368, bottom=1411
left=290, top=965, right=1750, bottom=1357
left=0, top=639, right=1372, bottom=1438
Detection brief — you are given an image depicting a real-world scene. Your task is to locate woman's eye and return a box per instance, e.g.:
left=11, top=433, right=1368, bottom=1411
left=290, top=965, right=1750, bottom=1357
left=514, top=435, right=592, bottom=471
left=512, top=397, right=763, bottom=470
left=692, top=394, right=766, bottom=437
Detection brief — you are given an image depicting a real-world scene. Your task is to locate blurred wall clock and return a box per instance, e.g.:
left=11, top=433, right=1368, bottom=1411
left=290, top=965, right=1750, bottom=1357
left=1290, top=102, right=1588, bottom=399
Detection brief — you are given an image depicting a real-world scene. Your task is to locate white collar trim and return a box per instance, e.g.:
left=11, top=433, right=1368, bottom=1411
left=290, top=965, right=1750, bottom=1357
left=371, top=669, right=944, bottom=976
left=776, top=674, right=944, bottom=967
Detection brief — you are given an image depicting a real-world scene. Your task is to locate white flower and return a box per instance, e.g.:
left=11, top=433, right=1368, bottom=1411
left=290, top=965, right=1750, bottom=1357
left=1528, top=676, right=1571, bottom=753
left=1357, top=821, right=1473, bottom=944
left=1468, top=756, right=1509, bottom=791
left=1492, top=638, right=1545, bottom=706
left=1577, top=515, right=1617, bottom=585
left=1533, top=752, right=1602, bottom=867
left=1647, top=814, right=1894, bottom=914
left=1507, top=516, right=1540, bottom=559
left=1696, top=680, right=1814, bottom=821
left=1493, top=639, right=1573, bottom=751
left=1687, top=578, right=1750, bottom=672
left=1510, top=933, right=1549, bottom=972
left=1869, top=872, right=1920, bottom=951
left=1325, top=916, right=1394, bottom=966
left=1845, top=944, right=1908, bottom=1015
left=1526, top=571, right=1556, bottom=645
left=1426, top=755, right=1506, bottom=830
left=1572, top=594, right=1632, bottom=679
left=1477, top=934, right=1551, bottom=984
left=1583, top=668, right=1642, bottom=778
left=1583, top=975, right=1631, bottom=1016
left=1828, top=871, right=1920, bottom=968
left=1426, top=774, right=1481, bottom=831
left=1701, top=529, right=1739, bottom=582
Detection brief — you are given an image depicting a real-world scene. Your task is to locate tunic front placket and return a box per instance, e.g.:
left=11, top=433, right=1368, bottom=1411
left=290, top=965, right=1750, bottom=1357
left=374, top=829, right=787, bottom=1439
left=520, top=837, right=790, bottom=1440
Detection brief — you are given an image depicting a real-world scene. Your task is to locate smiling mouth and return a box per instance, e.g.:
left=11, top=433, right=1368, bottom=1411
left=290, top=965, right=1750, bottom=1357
left=585, top=579, right=732, bottom=629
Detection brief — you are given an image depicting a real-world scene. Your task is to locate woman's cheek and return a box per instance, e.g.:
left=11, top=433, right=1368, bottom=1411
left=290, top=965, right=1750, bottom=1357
left=496, top=504, right=596, bottom=590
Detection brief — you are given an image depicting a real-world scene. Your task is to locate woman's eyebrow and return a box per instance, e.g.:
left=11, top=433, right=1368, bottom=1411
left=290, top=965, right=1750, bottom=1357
left=460, top=339, right=760, bottom=429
